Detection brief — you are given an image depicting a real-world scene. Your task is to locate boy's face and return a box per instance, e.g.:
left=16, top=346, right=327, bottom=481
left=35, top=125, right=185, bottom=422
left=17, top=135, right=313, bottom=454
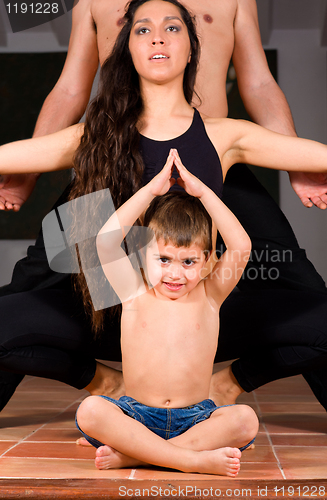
left=145, top=238, right=208, bottom=298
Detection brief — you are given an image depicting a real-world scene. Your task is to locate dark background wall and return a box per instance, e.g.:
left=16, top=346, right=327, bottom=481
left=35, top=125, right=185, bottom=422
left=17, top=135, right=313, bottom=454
left=0, top=52, right=71, bottom=238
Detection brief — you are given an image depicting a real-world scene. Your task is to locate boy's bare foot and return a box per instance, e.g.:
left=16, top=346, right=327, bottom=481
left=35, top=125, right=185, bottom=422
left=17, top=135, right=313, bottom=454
left=84, top=362, right=125, bottom=399
left=94, top=445, right=241, bottom=476
left=196, top=447, right=241, bottom=477
left=210, top=365, right=244, bottom=406
left=76, top=437, right=92, bottom=446
left=95, top=445, right=146, bottom=470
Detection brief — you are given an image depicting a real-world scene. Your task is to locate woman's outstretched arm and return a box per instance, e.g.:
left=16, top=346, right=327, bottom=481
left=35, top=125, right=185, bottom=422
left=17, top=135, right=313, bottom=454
left=0, top=123, right=84, bottom=175
left=207, top=118, right=327, bottom=178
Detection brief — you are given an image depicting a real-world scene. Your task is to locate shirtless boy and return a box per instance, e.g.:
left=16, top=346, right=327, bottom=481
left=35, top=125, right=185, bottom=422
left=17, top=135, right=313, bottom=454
left=76, top=149, right=258, bottom=476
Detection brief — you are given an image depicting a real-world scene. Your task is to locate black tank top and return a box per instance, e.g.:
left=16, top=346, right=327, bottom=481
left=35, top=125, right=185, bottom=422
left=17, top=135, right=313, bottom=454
left=140, top=109, right=223, bottom=198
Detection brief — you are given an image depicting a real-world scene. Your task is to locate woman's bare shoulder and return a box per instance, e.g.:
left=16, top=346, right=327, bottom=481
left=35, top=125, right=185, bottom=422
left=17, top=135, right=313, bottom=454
left=200, top=113, right=246, bottom=144
left=200, top=113, right=241, bottom=133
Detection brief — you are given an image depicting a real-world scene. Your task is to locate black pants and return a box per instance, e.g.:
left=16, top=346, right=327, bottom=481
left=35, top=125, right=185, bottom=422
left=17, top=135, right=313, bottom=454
left=1, top=166, right=327, bottom=408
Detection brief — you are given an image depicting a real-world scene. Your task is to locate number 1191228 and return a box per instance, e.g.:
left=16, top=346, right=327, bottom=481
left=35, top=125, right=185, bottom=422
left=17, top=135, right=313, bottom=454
left=6, top=3, right=59, bottom=14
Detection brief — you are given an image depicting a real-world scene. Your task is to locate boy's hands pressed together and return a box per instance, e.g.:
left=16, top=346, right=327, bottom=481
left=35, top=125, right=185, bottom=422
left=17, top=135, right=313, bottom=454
left=149, top=149, right=176, bottom=197
left=173, top=150, right=206, bottom=199
left=149, top=149, right=207, bottom=199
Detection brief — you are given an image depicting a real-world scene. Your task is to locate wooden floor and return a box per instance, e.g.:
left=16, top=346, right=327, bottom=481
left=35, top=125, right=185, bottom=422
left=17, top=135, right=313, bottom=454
left=0, top=366, right=327, bottom=499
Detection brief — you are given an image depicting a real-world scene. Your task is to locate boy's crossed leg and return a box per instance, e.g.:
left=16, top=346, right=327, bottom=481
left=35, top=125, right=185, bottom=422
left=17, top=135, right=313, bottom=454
left=76, top=396, right=258, bottom=477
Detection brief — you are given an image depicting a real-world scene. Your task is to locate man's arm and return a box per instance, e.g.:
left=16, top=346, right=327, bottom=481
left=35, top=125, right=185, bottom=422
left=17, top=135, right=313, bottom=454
left=233, top=0, right=296, bottom=135
left=232, top=0, right=327, bottom=209
left=34, top=0, right=99, bottom=135
left=0, top=0, right=99, bottom=211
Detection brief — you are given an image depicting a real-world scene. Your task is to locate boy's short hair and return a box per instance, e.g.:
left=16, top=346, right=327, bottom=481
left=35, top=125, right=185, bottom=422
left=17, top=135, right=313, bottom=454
left=144, top=192, right=212, bottom=252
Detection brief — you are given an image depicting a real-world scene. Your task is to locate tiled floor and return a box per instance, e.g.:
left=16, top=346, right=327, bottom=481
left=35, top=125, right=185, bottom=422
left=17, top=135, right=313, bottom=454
left=0, top=364, right=327, bottom=498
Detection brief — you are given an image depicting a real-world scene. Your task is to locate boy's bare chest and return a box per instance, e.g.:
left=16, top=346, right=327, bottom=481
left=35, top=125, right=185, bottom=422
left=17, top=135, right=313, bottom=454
left=122, top=292, right=218, bottom=347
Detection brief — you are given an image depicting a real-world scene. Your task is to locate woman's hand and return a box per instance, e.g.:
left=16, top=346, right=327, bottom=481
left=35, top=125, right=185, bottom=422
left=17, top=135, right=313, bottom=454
left=173, top=149, right=205, bottom=198
left=148, top=149, right=176, bottom=196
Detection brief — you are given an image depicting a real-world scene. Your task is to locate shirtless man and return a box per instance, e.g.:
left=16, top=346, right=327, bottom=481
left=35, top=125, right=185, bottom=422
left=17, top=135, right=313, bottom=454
left=1, top=0, right=327, bottom=412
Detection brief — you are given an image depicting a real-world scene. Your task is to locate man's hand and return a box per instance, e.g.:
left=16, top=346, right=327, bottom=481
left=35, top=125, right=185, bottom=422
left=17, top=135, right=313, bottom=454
left=0, top=174, right=39, bottom=211
left=289, top=171, right=327, bottom=210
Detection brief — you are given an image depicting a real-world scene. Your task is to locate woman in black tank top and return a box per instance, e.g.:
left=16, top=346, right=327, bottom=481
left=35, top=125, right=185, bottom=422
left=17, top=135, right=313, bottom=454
left=140, top=109, right=223, bottom=199
left=0, top=0, right=327, bottom=414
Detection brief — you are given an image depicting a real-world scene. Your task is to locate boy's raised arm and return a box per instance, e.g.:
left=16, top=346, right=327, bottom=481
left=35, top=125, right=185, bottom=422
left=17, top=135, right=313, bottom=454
left=173, top=150, right=251, bottom=304
left=200, top=186, right=251, bottom=304
left=97, top=151, right=175, bottom=303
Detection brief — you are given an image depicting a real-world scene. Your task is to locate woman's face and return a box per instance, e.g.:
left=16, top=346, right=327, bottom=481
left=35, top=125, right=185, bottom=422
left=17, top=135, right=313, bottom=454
left=128, top=0, right=191, bottom=87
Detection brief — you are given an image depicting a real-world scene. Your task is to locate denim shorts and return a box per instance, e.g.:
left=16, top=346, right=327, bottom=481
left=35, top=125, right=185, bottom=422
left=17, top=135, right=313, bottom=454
left=76, top=395, right=255, bottom=451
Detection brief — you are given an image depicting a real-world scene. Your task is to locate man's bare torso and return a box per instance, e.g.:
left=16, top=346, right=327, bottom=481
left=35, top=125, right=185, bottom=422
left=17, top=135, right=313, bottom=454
left=91, top=0, right=238, bottom=117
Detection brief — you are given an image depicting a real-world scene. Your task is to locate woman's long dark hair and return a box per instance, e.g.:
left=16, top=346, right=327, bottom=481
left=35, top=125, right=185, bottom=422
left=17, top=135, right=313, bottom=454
left=69, top=0, right=200, bottom=334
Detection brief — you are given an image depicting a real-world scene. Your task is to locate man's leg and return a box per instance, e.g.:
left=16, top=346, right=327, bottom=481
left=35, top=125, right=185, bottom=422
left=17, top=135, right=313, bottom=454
left=303, top=369, right=327, bottom=410
left=221, top=165, right=327, bottom=292
left=0, top=186, right=74, bottom=407
left=212, top=289, right=327, bottom=408
left=217, top=165, right=327, bottom=407
left=0, top=184, right=73, bottom=298
left=0, top=372, right=24, bottom=412
left=0, top=289, right=123, bottom=401
left=0, top=183, right=124, bottom=408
